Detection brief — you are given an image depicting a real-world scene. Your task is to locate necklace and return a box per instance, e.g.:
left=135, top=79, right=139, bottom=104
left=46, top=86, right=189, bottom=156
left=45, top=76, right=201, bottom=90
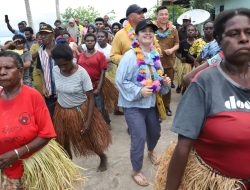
left=131, top=40, right=163, bottom=92
left=123, top=20, right=136, bottom=42
left=156, top=22, right=173, bottom=38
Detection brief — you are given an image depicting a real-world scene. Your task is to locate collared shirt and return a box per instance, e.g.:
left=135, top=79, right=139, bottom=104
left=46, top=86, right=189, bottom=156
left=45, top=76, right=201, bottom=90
left=37, top=45, right=56, bottom=96
left=156, top=24, right=179, bottom=68
left=116, top=49, right=170, bottom=108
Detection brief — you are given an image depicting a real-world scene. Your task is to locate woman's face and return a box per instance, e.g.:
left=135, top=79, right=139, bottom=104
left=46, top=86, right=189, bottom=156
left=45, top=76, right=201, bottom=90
left=85, top=36, right=96, bottom=50
left=112, top=25, right=120, bottom=34
left=0, top=57, right=22, bottom=89
left=55, top=58, right=73, bottom=74
left=88, top=27, right=95, bottom=33
left=136, top=26, right=155, bottom=46
left=187, top=26, right=196, bottom=38
left=97, top=32, right=108, bottom=46
left=15, top=38, right=25, bottom=50
left=221, top=15, right=250, bottom=63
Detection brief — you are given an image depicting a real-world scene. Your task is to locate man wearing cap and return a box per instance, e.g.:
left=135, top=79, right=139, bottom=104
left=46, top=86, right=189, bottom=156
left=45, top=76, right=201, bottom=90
left=110, top=4, right=160, bottom=115
left=178, top=15, right=191, bottom=42
left=155, top=6, right=179, bottom=116
left=37, top=24, right=57, bottom=118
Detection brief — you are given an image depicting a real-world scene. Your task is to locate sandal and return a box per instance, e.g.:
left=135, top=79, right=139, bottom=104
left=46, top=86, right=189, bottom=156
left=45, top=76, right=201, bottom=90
left=131, top=172, right=149, bottom=187
left=148, top=152, right=160, bottom=165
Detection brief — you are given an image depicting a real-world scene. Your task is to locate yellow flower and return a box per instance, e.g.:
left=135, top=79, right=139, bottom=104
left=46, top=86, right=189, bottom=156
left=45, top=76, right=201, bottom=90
left=134, top=47, right=140, bottom=52
left=137, top=53, right=144, bottom=60
left=157, top=70, right=163, bottom=76
left=140, top=69, right=147, bottom=73
left=146, top=79, right=152, bottom=86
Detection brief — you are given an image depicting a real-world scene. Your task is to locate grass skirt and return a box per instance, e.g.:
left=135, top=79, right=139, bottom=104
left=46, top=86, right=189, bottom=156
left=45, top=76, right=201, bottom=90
left=155, top=142, right=245, bottom=190
left=53, top=102, right=112, bottom=156
left=21, top=140, right=84, bottom=190
left=102, top=77, right=118, bottom=113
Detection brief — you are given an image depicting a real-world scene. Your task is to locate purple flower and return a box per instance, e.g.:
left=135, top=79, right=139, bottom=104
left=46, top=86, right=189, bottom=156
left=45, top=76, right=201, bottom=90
left=137, top=73, right=146, bottom=82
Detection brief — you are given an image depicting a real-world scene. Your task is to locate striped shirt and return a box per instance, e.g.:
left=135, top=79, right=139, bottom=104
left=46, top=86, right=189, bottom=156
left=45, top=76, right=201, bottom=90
left=37, top=45, right=56, bottom=96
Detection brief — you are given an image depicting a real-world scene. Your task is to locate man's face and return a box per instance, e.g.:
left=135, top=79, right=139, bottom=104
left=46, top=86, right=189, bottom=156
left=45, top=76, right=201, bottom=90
left=104, top=15, right=109, bottom=22
left=40, top=32, right=54, bottom=45
left=183, top=19, right=191, bottom=27
left=18, top=24, right=25, bottom=32
left=129, top=12, right=145, bottom=25
left=157, top=9, right=169, bottom=24
left=204, top=22, right=214, bottom=38
left=25, top=31, right=33, bottom=40
left=95, top=21, right=104, bottom=30
left=54, top=22, right=61, bottom=28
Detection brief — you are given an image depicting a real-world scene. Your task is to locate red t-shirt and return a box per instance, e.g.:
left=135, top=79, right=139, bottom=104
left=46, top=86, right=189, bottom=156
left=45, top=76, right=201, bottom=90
left=0, top=85, right=56, bottom=179
left=77, top=51, right=107, bottom=88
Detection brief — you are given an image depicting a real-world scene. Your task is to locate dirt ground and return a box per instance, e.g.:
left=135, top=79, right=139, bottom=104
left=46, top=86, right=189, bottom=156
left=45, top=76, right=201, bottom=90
left=74, top=89, right=182, bottom=190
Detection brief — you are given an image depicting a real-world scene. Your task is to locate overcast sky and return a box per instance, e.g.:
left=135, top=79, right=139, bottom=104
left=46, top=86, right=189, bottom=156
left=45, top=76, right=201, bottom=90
left=0, top=0, right=157, bottom=37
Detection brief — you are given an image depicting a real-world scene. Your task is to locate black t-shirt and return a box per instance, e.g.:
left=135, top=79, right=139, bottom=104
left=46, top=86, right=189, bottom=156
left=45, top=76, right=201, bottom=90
left=178, top=39, right=193, bottom=64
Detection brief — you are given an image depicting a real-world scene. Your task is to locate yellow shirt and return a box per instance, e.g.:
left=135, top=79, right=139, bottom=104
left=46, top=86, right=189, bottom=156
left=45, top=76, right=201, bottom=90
left=110, top=28, right=160, bottom=65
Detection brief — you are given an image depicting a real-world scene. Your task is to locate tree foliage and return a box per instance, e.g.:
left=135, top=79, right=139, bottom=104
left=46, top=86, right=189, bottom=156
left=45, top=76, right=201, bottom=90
left=61, top=6, right=100, bottom=24
left=190, top=0, right=215, bottom=11
left=104, top=9, right=116, bottom=22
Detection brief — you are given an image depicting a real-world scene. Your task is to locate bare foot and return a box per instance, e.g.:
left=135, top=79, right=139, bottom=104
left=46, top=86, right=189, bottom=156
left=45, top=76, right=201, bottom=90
left=97, top=154, right=107, bottom=172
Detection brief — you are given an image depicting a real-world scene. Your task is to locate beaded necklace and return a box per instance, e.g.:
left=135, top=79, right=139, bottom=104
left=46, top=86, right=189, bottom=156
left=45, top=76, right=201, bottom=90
left=131, top=40, right=163, bottom=92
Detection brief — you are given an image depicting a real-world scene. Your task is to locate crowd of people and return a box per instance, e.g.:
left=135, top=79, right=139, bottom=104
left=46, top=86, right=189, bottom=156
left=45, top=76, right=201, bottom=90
left=0, top=3, right=250, bottom=190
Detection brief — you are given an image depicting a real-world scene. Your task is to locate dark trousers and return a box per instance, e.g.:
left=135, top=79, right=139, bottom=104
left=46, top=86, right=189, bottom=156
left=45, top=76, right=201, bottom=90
left=124, top=107, right=161, bottom=172
left=94, top=93, right=111, bottom=125
left=45, top=95, right=57, bottom=119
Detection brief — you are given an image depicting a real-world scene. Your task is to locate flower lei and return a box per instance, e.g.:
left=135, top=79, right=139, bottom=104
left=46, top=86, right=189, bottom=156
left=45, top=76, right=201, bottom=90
left=123, top=20, right=136, bottom=42
left=156, top=21, right=173, bottom=38
left=131, top=40, right=163, bottom=92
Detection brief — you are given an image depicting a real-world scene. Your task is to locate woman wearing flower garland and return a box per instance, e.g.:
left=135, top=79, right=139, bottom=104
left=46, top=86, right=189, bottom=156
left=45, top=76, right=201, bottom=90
left=116, top=19, right=171, bottom=187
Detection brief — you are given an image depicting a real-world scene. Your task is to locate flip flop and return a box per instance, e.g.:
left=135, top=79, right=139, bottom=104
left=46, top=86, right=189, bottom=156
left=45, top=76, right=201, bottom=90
left=148, top=152, right=160, bottom=165
left=131, top=172, right=149, bottom=187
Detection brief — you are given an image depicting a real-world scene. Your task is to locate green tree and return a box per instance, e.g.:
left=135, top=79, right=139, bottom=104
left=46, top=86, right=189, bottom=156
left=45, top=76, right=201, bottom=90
left=61, top=6, right=100, bottom=24
left=190, top=0, right=215, bottom=11
left=105, top=9, right=116, bottom=23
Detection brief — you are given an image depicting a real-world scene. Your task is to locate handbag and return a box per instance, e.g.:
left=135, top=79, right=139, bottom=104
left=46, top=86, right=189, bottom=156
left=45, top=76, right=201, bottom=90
left=148, top=65, right=167, bottom=120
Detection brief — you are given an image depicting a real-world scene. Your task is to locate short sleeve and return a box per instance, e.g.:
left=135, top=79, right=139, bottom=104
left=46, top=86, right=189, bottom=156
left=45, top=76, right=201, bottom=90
left=99, top=52, right=108, bottom=70
left=81, top=68, right=93, bottom=92
left=171, top=82, right=207, bottom=139
left=22, top=51, right=32, bottom=62
left=34, top=92, right=56, bottom=138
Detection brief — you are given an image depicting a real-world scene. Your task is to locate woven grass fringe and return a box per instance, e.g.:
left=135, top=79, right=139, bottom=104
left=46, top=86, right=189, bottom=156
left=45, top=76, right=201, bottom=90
left=22, top=139, right=85, bottom=190
left=102, top=77, right=118, bottom=113
left=155, top=141, right=245, bottom=190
